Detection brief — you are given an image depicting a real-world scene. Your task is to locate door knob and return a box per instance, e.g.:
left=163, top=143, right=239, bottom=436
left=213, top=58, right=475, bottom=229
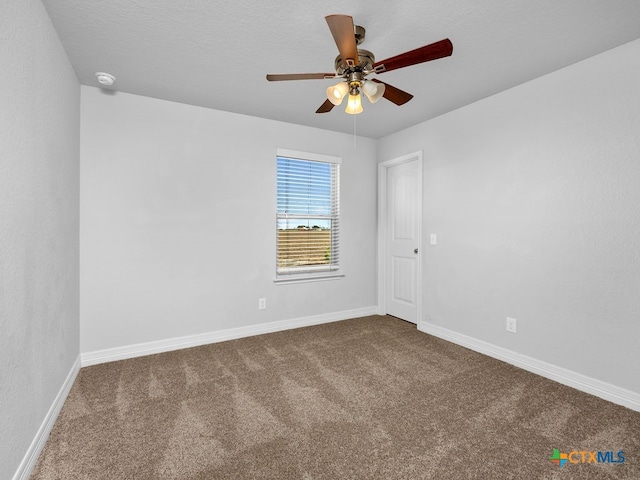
left=414, top=248, right=419, bottom=254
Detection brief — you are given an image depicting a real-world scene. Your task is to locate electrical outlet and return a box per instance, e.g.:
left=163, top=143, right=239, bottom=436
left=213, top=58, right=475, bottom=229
left=506, top=317, right=517, bottom=334
left=258, top=298, right=266, bottom=310
left=430, top=233, right=437, bottom=245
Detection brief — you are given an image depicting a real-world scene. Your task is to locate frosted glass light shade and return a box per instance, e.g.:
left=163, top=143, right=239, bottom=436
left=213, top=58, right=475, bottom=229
left=326, top=82, right=349, bottom=105
left=362, top=81, right=385, bottom=103
left=345, top=93, right=363, bottom=114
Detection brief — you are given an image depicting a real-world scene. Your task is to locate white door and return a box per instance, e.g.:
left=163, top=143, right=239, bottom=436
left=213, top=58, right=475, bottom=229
left=384, top=157, right=421, bottom=323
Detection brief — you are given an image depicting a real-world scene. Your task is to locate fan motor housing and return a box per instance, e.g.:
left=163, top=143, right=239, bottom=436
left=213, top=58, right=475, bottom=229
left=334, top=49, right=375, bottom=75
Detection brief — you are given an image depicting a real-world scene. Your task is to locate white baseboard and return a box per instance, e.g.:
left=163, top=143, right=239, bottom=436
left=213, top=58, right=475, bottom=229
left=12, top=355, right=81, bottom=480
left=418, top=321, right=640, bottom=413
left=81, top=306, right=379, bottom=367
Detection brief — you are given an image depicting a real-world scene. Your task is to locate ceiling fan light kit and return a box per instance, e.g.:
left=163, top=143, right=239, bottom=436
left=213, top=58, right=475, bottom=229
left=266, top=14, right=453, bottom=115
left=345, top=92, right=363, bottom=115
left=362, top=80, right=385, bottom=103
left=326, top=81, right=349, bottom=105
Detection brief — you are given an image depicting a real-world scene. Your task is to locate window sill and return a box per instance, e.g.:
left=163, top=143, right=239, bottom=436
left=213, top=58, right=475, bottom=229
left=274, top=273, right=345, bottom=285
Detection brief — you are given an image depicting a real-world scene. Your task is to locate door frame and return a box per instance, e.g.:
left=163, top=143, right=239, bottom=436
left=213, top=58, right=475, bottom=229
left=377, top=151, right=423, bottom=323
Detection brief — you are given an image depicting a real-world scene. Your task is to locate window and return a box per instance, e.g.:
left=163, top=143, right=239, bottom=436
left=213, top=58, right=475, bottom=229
left=276, top=149, right=341, bottom=281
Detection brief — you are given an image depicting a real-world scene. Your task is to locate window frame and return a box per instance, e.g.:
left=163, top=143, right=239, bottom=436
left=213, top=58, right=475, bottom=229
left=274, top=148, right=343, bottom=284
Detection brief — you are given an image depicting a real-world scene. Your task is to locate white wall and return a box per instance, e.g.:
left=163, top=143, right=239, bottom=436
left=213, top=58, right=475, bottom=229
left=80, top=87, right=378, bottom=353
left=0, top=0, right=80, bottom=477
left=378, top=39, right=640, bottom=394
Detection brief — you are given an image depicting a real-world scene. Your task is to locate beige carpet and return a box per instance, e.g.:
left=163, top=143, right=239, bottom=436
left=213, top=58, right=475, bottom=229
left=32, top=315, right=639, bottom=479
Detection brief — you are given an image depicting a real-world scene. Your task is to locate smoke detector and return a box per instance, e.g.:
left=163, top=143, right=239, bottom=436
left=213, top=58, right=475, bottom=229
left=95, top=72, right=116, bottom=86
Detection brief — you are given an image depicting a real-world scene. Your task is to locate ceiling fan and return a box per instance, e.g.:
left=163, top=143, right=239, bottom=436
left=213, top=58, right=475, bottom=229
left=266, top=14, right=453, bottom=115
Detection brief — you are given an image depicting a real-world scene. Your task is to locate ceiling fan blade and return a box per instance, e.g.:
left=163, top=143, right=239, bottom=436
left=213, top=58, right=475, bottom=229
left=325, top=14, right=359, bottom=66
left=266, top=73, right=335, bottom=81
left=316, top=99, right=335, bottom=114
left=371, top=79, right=413, bottom=105
left=373, top=39, right=453, bottom=73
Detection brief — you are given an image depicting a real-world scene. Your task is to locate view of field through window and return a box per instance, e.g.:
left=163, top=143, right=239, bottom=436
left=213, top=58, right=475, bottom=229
left=277, top=228, right=331, bottom=267
left=276, top=156, right=338, bottom=271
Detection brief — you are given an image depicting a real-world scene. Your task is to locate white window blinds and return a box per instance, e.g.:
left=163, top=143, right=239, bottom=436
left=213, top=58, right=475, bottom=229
left=276, top=151, right=340, bottom=276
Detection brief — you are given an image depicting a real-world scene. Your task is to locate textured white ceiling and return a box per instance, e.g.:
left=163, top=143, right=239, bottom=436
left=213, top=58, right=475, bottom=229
left=42, top=0, right=640, bottom=138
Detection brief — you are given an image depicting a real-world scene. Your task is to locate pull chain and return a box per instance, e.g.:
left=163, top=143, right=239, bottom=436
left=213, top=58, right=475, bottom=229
left=353, top=114, right=357, bottom=148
